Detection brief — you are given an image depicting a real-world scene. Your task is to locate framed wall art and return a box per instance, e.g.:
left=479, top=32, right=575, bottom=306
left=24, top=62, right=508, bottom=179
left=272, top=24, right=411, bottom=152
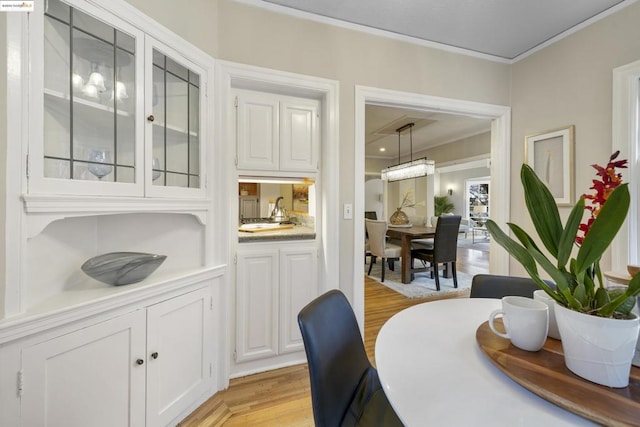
left=525, top=125, right=574, bottom=206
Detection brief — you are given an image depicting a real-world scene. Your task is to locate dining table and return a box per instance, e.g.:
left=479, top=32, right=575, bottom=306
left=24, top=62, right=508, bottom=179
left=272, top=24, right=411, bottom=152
left=385, top=225, right=437, bottom=284
left=375, top=298, right=596, bottom=426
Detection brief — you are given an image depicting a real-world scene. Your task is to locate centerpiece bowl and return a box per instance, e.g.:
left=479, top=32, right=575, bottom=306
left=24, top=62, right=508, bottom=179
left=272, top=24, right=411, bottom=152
left=81, top=252, right=167, bottom=286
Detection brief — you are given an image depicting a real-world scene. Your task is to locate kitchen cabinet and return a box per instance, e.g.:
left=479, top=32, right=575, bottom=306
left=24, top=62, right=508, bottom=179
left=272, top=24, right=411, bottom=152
left=234, top=89, right=320, bottom=173
left=235, top=243, right=318, bottom=364
left=20, top=286, right=213, bottom=427
left=29, top=0, right=210, bottom=200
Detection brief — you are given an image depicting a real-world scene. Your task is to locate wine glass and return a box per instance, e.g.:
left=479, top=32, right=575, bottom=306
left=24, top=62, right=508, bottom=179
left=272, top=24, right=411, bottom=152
left=152, top=157, right=162, bottom=181
left=87, top=148, right=113, bottom=180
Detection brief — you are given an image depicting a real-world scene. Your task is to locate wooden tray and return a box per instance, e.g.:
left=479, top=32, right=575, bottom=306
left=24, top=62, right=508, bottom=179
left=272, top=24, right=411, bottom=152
left=476, top=320, right=640, bottom=426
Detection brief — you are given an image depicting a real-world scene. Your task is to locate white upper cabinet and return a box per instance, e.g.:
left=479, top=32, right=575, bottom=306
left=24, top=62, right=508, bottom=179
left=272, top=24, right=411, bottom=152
left=234, top=89, right=320, bottom=174
left=29, top=0, right=209, bottom=199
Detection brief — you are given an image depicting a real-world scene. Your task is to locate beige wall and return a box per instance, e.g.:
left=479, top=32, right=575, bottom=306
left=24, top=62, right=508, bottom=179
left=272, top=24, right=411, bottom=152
left=125, top=0, right=219, bottom=57
left=509, top=1, right=640, bottom=275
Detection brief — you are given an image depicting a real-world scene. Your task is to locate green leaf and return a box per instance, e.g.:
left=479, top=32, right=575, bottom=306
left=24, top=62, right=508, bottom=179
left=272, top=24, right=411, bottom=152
left=576, top=184, right=630, bottom=274
left=525, top=245, right=580, bottom=309
left=573, top=283, right=588, bottom=307
left=520, top=164, right=563, bottom=258
left=594, top=287, right=610, bottom=309
left=557, top=197, right=584, bottom=268
left=508, top=223, right=543, bottom=254
left=598, top=273, right=640, bottom=317
left=486, top=220, right=537, bottom=272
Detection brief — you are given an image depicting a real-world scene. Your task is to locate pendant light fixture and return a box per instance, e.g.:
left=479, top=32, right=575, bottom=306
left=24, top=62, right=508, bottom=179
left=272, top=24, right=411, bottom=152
left=381, top=123, right=435, bottom=181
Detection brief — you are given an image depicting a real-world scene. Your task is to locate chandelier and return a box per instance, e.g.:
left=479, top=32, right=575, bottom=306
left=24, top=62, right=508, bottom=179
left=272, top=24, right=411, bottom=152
left=381, top=123, right=435, bottom=181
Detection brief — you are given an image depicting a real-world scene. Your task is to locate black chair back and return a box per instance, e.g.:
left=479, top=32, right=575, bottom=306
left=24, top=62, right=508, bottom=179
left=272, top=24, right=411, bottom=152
left=298, top=290, right=372, bottom=426
left=469, top=274, right=553, bottom=298
left=433, top=215, right=461, bottom=263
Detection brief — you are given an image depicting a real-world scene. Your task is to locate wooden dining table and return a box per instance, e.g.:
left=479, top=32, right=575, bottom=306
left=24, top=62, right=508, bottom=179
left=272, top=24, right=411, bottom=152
left=386, top=225, right=436, bottom=284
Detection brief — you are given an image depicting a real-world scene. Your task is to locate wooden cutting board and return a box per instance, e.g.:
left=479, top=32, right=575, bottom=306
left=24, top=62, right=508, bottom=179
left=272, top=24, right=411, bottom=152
left=476, top=319, right=640, bottom=426
left=238, top=224, right=295, bottom=233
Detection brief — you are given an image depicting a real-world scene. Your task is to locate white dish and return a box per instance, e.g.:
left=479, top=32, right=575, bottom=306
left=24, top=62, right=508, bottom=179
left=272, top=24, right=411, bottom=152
left=239, top=223, right=281, bottom=230
left=389, top=223, right=412, bottom=228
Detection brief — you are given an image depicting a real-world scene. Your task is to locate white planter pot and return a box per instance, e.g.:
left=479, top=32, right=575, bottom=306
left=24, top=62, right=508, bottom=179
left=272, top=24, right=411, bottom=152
left=555, top=304, right=640, bottom=388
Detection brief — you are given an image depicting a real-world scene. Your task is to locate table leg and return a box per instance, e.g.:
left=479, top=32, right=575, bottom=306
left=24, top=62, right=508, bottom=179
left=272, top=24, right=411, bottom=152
left=401, top=235, right=412, bottom=284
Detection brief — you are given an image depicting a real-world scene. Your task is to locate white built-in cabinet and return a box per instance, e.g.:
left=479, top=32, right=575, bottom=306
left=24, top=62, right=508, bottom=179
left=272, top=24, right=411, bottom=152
left=20, top=285, right=214, bottom=427
left=1, top=0, right=225, bottom=426
left=235, top=89, right=320, bottom=173
left=235, top=243, right=318, bottom=364
left=28, top=0, right=208, bottom=201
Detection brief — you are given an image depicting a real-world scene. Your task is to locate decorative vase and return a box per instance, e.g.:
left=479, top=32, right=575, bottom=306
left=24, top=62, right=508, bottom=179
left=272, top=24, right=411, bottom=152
left=554, top=303, right=640, bottom=387
left=390, top=208, right=410, bottom=225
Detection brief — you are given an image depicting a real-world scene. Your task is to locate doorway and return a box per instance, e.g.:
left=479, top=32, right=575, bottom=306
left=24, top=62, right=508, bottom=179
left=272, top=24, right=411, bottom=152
left=353, top=86, right=511, bottom=327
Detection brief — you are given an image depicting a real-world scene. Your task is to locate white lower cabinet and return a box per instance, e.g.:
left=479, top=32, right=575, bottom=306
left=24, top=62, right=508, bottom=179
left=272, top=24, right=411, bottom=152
left=20, top=287, right=212, bottom=427
left=235, top=243, right=318, bottom=365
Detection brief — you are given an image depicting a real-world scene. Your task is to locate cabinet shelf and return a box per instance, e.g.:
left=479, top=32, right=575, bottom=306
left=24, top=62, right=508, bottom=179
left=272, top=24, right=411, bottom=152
left=22, top=193, right=212, bottom=237
left=44, top=87, right=133, bottom=118
left=152, top=121, right=198, bottom=141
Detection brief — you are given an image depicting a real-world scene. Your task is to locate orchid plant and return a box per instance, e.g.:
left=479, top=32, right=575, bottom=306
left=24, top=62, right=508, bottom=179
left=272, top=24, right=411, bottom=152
left=486, top=152, right=640, bottom=318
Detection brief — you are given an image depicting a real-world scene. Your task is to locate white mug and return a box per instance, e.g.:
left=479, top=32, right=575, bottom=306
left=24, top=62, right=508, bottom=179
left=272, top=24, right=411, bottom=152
left=489, top=296, right=549, bottom=351
left=533, top=290, right=561, bottom=340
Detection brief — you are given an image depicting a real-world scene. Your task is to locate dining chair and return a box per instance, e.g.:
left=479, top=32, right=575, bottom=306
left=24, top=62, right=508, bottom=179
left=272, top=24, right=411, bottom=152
left=364, top=211, right=378, bottom=262
left=469, top=274, right=554, bottom=298
left=411, top=215, right=461, bottom=290
left=298, top=289, right=403, bottom=427
left=365, top=219, right=402, bottom=282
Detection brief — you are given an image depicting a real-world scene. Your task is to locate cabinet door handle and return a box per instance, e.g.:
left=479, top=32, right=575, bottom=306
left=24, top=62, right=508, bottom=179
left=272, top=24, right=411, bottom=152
left=136, top=358, right=144, bottom=365
left=147, top=114, right=155, bottom=122
left=151, top=352, right=159, bottom=360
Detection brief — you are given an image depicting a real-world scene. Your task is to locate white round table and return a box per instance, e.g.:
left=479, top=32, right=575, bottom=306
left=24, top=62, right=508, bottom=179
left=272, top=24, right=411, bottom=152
left=375, top=298, right=595, bottom=426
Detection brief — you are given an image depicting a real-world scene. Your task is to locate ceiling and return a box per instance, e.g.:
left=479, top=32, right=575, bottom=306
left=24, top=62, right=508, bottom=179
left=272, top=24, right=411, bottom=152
left=261, top=0, right=630, bottom=61
left=365, top=105, right=491, bottom=160
left=257, top=0, right=634, bottom=159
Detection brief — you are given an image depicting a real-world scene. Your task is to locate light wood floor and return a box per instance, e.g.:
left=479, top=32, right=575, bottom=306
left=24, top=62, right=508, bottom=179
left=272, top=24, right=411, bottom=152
left=178, top=246, right=489, bottom=426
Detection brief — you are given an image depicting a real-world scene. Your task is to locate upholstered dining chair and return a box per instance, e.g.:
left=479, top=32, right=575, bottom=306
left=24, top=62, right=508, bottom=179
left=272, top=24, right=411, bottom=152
left=298, top=289, right=403, bottom=427
left=365, top=219, right=402, bottom=282
left=469, top=274, right=554, bottom=299
left=411, top=215, right=461, bottom=290
left=364, top=211, right=377, bottom=263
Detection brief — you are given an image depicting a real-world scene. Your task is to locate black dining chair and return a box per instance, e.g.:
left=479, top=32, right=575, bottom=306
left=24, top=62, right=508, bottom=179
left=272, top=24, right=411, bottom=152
left=298, top=290, right=403, bottom=427
left=411, top=215, right=461, bottom=290
left=469, top=274, right=555, bottom=298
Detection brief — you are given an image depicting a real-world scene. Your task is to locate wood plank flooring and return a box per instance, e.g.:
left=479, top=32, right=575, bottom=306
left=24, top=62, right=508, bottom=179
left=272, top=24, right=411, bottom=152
left=178, top=246, right=489, bottom=426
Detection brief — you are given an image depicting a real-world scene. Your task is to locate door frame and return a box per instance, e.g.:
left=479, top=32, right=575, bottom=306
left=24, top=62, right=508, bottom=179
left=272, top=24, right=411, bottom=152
left=353, top=86, right=511, bottom=327
left=612, top=60, right=640, bottom=271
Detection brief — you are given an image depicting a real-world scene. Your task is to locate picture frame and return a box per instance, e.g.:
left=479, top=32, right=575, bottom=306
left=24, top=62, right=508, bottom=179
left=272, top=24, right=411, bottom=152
left=525, top=125, right=574, bottom=206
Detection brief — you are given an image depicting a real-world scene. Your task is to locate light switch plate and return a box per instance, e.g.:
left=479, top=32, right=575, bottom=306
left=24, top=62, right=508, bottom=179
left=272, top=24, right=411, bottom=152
left=343, top=203, right=353, bottom=219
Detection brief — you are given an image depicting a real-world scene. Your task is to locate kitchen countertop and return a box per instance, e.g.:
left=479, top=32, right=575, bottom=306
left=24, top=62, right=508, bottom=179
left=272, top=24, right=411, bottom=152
left=238, top=225, right=316, bottom=242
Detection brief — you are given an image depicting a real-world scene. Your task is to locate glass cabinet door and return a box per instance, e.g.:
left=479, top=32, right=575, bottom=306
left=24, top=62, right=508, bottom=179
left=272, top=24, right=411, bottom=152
left=43, top=0, right=136, bottom=184
left=150, top=48, right=201, bottom=190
